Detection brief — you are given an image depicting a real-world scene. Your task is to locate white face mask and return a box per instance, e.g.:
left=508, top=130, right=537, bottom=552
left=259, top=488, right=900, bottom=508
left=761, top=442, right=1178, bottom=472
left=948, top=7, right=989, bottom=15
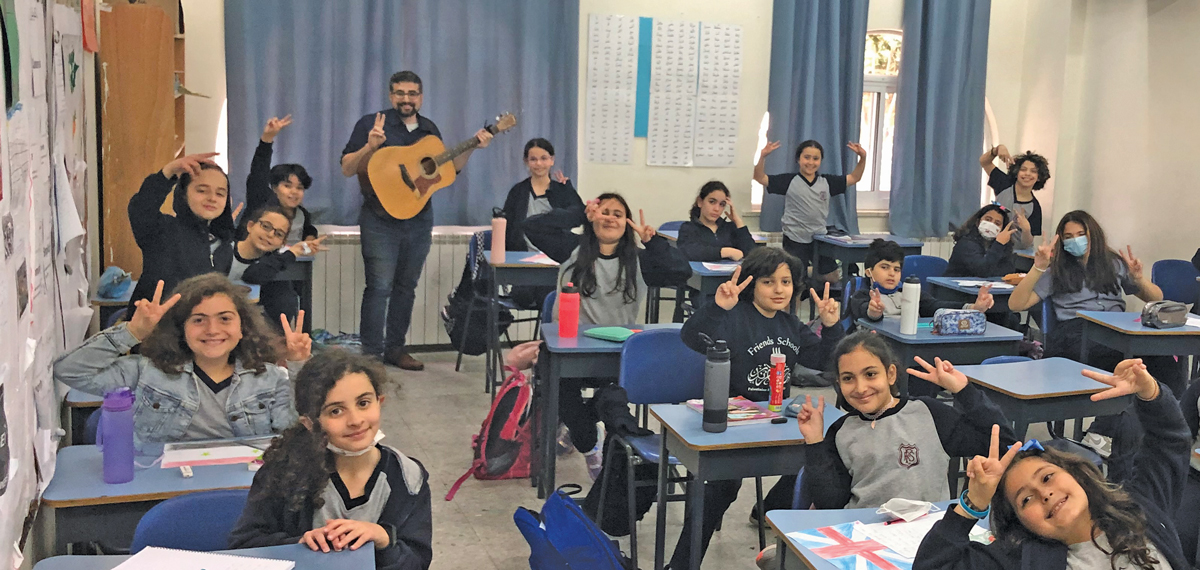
left=977, top=220, right=1001, bottom=240
left=327, top=429, right=385, bottom=457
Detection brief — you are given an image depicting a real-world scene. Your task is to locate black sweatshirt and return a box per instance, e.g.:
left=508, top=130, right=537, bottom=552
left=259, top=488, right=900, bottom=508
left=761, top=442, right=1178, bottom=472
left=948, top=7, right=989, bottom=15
left=501, top=178, right=586, bottom=263
left=128, top=172, right=235, bottom=314
left=802, top=388, right=1016, bottom=509
left=913, top=385, right=1190, bottom=570
left=240, top=140, right=318, bottom=241
left=228, top=445, right=433, bottom=570
left=680, top=301, right=844, bottom=401
left=675, top=219, right=757, bottom=262
left=945, top=232, right=1016, bottom=278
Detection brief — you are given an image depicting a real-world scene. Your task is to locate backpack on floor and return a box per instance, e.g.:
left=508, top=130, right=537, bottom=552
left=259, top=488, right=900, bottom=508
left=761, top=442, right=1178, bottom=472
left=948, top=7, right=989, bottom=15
left=441, top=237, right=513, bottom=356
left=445, top=365, right=534, bottom=500
left=514, top=486, right=630, bottom=570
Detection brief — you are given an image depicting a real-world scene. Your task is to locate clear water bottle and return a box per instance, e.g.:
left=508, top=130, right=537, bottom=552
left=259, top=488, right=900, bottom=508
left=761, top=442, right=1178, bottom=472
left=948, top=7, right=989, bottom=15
left=900, top=275, right=921, bottom=335
left=100, top=387, right=136, bottom=484
left=703, top=339, right=731, bottom=433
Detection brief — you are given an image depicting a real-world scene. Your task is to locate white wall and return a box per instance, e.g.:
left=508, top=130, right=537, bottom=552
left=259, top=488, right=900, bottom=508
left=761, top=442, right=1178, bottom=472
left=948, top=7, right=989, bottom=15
left=181, top=0, right=227, bottom=168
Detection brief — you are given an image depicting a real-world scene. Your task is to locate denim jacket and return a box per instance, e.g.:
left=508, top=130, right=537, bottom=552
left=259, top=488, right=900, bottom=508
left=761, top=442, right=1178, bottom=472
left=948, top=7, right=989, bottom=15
left=53, top=323, right=301, bottom=448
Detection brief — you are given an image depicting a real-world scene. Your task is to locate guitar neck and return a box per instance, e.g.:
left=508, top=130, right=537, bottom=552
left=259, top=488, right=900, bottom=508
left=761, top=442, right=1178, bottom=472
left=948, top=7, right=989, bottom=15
left=434, top=124, right=499, bottom=166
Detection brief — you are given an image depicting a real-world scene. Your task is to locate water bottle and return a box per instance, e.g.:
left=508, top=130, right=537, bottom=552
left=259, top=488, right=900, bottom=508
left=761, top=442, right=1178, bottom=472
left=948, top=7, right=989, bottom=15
left=490, top=209, right=507, bottom=265
left=100, top=388, right=136, bottom=484
left=768, top=352, right=786, bottom=413
left=900, top=275, right=921, bottom=335
left=558, top=282, right=580, bottom=338
left=703, top=339, right=731, bottom=433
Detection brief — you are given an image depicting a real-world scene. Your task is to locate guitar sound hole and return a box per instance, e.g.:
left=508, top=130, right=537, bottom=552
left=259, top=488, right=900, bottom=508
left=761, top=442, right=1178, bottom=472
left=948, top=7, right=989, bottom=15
left=421, top=157, right=437, bottom=176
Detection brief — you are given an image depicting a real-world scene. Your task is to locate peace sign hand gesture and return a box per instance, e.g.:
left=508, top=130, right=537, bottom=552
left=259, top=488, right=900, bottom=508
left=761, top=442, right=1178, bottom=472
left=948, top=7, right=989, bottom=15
left=796, top=395, right=826, bottom=443
left=960, top=425, right=1022, bottom=517
left=907, top=356, right=969, bottom=394
left=162, top=152, right=220, bottom=179
left=552, top=170, right=569, bottom=184
left=809, top=282, right=841, bottom=327
left=127, top=280, right=181, bottom=341
left=1118, top=246, right=1144, bottom=280
left=971, top=284, right=995, bottom=312
left=281, top=310, right=312, bottom=362
left=995, top=221, right=1016, bottom=245
left=759, top=140, right=781, bottom=159
left=367, top=113, right=387, bottom=150
left=1033, top=235, right=1058, bottom=270
left=866, top=287, right=885, bottom=319
left=584, top=199, right=600, bottom=222
left=625, top=209, right=656, bottom=244
left=261, top=115, right=293, bottom=143
left=715, top=266, right=753, bottom=311
left=1082, top=358, right=1160, bottom=401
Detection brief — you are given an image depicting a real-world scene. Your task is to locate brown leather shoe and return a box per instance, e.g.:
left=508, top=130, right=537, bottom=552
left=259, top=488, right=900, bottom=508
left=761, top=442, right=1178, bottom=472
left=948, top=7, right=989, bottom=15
left=385, top=349, right=424, bottom=371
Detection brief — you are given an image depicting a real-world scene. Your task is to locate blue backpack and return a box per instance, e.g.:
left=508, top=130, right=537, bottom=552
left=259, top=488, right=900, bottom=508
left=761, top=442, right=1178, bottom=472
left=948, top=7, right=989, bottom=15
left=513, top=487, right=629, bottom=570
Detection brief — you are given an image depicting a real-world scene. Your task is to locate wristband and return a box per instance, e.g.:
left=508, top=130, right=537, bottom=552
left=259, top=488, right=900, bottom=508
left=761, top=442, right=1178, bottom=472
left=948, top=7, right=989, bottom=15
left=958, top=489, right=990, bottom=519
left=1031, top=265, right=1048, bottom=273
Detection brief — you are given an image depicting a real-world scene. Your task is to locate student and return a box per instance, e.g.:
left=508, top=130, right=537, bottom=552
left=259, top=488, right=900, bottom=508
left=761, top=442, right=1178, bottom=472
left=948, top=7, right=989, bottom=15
left=945, top=204, right=1019, bottom=278
left=233, top=206, right=324, bottom=329
left=676, top=181, right=757, bottom=262
left=752, top=139, right=867, bottom=290
left=980, top=144, right=1050, bottom=249
left=797, top=332, right=1015, bottom=509
left=1175, top=380, right=1200, bottom=564
left=245, top=115, right=319, bottom=245
left=913, top=359, right=1189, bottom=570
left=501, top=138, right=585, bottom=263
left=671, top=246, right=845, bottom=570
left=52, top=275, right=306, bottom=447
left=128, top=152, right=236, bottom=315
left=228, top=350, right=432, bottom=570
left=553, top=193, right=690, bottom=477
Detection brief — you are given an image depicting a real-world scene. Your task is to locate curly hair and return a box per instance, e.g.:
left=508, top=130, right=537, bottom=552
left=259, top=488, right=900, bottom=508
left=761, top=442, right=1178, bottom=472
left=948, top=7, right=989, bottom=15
left=992, top=447, right=1160, bottom=570
left=952, top=204, right=1011, bottom=242
left=1007, top=151, right=1051, bottom=190
left=139, top=273, right=282, bottom=374
left=255, top=350, right=392, bottom=516
left=565, top=193, right=640, bottom=304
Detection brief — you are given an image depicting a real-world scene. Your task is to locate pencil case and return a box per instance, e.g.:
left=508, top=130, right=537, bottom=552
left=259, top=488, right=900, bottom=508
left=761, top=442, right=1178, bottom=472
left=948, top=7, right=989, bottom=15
left=930, top=309, right=986, bottom=335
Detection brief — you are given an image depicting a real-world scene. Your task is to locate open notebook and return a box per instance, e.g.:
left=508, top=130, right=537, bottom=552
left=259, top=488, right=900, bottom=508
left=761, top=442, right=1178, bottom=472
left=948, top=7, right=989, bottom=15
left=114, top=546, right=294, bottom=570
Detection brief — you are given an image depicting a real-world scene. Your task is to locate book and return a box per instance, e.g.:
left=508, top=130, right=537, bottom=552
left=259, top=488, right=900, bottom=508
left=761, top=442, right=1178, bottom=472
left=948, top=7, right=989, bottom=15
left=161, top=436, right=276, bottom=469
left=114, top=546, right=294, bottom=570
left=685, top=396, right=780, bottom=425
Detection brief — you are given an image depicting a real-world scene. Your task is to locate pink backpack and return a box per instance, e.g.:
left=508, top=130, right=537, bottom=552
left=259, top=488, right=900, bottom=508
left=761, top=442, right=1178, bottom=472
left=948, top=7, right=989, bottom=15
left=446, top=365, right=535, bottom=500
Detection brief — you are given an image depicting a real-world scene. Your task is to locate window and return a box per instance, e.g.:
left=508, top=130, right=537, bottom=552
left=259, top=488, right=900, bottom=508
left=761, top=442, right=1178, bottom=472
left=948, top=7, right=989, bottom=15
left=857, top=31, right=902, bottom=210
left=750, top=111, right=770, bottom=210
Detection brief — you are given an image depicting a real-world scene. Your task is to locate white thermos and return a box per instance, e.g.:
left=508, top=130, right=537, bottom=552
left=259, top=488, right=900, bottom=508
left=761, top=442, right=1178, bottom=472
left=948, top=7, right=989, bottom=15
left=899, top=275, right=921, bottom=335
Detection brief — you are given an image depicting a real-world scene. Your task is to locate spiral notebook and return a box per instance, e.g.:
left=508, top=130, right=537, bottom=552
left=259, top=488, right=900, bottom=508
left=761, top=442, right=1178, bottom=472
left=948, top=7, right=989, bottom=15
left=114, top=546, right=295, bottom=570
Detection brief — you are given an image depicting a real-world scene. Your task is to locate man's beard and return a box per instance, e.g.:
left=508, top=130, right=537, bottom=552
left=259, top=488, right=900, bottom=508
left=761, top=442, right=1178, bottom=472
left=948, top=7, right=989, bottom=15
left=395, top=103, right=417, bottom=118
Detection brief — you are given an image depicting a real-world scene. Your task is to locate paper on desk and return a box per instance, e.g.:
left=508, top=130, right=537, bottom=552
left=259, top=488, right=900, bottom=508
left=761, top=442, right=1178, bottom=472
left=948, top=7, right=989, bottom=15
left=858, top=511, right=947, bottom=559
left=521, top=252, right=559, bottom=265
left=161, top=439, right=272, bottom=468
left=953, top=280, right=1014, bottom=289
left=1187, top=316, right=1200, bottom=328
left=702, top=262, right=738, bottom=272
left=114, top=546, right=294, bottom=570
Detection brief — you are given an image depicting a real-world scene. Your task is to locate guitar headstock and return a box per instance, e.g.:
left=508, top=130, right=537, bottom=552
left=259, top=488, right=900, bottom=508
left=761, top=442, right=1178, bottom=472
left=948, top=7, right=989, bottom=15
left=491, top=113, right=517, bottom=134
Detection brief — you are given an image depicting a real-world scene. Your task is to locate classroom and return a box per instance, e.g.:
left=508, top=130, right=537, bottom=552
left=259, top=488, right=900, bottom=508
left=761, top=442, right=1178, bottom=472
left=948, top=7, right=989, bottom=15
left=5, top=0, right=1200, bottom=569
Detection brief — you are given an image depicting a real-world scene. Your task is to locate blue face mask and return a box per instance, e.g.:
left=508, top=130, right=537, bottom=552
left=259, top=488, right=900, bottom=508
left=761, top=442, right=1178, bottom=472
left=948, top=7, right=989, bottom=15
left=1063, top=235, right=1089, bottom=257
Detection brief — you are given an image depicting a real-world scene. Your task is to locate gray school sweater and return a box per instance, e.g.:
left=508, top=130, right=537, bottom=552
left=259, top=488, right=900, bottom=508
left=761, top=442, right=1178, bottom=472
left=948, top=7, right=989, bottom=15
left=803, top=385, right=1016, bottom=509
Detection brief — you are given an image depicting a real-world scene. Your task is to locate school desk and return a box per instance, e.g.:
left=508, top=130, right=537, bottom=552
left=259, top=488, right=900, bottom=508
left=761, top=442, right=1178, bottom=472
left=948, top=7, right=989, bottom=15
left=658, top=229, right=769, bottom=244
left=855, top=317, right=1023, bottom=396
left=63, top=390, right=101, bottom=445
left=765, top=501, right=962, bottom=570
left=958, top=357, right=1130, bottom=439
left=926, top=276, right=1015, bottom=313
left=686, top=261, right=737, bottom=298
left=33, top=543, right=373, bottom=570
left=650, top=400, right=843, bottom=570
left=89, top=282, right=136, bottom=329
left=812, top=234, right=924, bottom=275
left=534, top=323, right=682, bottom=499
left=265, top=254, right=314, bottom=333
left=485, top=251, right=560, bottom=395
left=40, top=445, right=255, bottom=555
left=1077, top=310, right=1200, bottom=365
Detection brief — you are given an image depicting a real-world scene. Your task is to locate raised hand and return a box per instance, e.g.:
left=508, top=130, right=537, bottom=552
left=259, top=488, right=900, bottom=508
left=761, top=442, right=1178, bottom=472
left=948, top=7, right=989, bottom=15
left=1033, top=235, right=1058, bottom=270
left=759, top=140, right=781, bottom=159
left=960, top=425, right=1022, bottom=517
left=1083, top=358, right=1160, bottom=401
left=809, top=281, right=841, bottom=327
left=715, top=266, right=753, bottom=311
left=907, top=356, right=969, bottom=394
left=972, top=284, right=994, bottom=312
left=867, top=287, right=885, bottom=319
left=1118, top=245, right=1144, bottom=280
left=552, top=170, right=569, bottom=184
left=625, top=209, right=656, bottom=244
left=231, top=202, right=244, bottom=224
left=846, top=142, right=867, bottom=159
left=995, top=144, right=1013, bottom=167
left=127, top=281, right=181, bottom=340
left=584, top=198, right=600, bottom=222
left=281, top=311, right=312, bottom=362
left=367, top=113, right=387, bottom=150
left=994, top=221, right=1016, bottom=245
left=261, top=115, right=293, bottom=143
left=1014, top=211, right=1031, bottom=234
left=162, top=152, right=220, bottom=178
left=796, top=395, right=826, bottom=443
left=474, top=128, right=494, bottom=148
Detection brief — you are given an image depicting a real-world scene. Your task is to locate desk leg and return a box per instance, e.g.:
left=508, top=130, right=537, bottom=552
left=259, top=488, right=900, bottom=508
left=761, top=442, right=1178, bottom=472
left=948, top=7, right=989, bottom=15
left=776, top=535, right=789, bottom=570
left=1080, top=323, right=1090, bottom=364
left=301, top=264, right=313, bottom=333
left=655, top=432, right=669, bottom=570
left=1012, top=420, right=1030, bottom=441
left=487, top=281, right=499, bottom=395
left=689, top=469, right=704, bottom=570
left=539, top=356, right=562, bottom=499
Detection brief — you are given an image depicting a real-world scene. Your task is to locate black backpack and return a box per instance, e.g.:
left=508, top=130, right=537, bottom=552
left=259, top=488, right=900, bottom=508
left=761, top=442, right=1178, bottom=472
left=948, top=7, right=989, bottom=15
left=441, top=234, right=513, bottom=356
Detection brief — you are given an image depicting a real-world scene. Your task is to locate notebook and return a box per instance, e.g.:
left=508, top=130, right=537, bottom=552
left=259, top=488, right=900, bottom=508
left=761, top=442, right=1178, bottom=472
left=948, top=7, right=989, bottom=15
left=114, top=546, right=294, bottom=570
left=685, top=396, right=780, bottom=425
left=581, top=326, right=642, bottom=342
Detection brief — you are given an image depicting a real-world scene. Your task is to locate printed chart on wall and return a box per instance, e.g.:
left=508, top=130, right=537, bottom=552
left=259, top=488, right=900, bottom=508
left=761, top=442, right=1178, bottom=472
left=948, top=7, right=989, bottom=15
left=584, top=14, right=637, bottom=164
left=646, top=19, right=698, bottom=167
left=693, top=23, right=741, bottom=167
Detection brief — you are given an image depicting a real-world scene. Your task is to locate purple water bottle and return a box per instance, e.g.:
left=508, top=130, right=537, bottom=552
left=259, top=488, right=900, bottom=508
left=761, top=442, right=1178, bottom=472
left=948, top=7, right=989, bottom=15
left=100, top=388, right=135, bottom=484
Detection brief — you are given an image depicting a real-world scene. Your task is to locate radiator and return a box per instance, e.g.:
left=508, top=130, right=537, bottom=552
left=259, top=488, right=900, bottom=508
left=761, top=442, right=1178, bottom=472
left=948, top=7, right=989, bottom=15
left=310, top=225, right=541, bottom=348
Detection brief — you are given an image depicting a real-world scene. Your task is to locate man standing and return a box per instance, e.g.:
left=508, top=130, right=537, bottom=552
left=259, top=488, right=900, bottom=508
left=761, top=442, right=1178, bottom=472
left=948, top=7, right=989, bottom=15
left=341, top=71, right=492, bottom=370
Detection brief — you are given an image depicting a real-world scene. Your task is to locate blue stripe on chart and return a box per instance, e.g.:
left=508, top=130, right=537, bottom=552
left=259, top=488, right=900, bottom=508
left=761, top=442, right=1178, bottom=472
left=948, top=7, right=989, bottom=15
left=633, top=16, right=653, bottom=138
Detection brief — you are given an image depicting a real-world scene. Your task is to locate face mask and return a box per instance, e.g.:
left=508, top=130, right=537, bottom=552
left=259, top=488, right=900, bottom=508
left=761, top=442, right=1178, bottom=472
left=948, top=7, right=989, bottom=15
left=874, top=281, right=901, bottom=296
left=327, top=429, right=385, bottom=457
left=1063, top=235, right=1089, bottom=257
left=977, top=220, right=1001, bottom=240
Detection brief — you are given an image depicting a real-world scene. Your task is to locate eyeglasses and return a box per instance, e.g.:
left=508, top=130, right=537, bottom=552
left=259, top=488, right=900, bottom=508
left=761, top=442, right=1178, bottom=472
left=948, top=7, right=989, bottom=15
left=392, top=90, right=422, bottom=98
left=255, top=221, right=287, bottom=240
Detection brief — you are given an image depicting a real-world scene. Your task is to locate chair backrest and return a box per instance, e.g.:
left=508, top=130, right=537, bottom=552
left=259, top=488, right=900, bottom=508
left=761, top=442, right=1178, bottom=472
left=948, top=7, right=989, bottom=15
left=1151, top=259, right=1200, bottom=305
left=619, top=329, right=705, bottom=405
left=841, top=276, right=867, bottom=332
left=981, top=355, right=1032, bottom=365
left=468, top=230, right=494, bottom=281
left=791, top=467, right=808, bottom=509
left=130, top=489, right=250, bottom=553
left=542, top=290, right=557, bottom=324
left=1040, top=298, right=1057, bottom=337
left=658, top=221, right=686, bottom=232
left=81, top=408, right=101, bottom=445
left=902, top=255, right=948, bottom=287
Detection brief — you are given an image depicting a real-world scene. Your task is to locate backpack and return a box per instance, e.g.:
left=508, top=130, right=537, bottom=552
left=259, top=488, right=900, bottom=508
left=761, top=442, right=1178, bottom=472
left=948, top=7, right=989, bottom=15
left=441, top=234, right=514, bottom=356
left=514, top=486, right=630, bottom=570
left=445, top=365, right=534, bottom=500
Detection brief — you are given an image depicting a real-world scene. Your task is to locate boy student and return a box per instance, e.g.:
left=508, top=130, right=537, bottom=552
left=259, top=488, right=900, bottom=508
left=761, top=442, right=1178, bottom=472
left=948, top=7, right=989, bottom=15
left=753, top=138, right=866, bottom=291
left=979, top=143, right=1050, bottom=249
left=243, top=116, right=325, bottom=249
left=233, top=206, right=323, bottom=329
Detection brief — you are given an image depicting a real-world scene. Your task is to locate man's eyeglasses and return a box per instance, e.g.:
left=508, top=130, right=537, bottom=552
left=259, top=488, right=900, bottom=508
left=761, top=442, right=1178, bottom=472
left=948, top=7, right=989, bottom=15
left=392, top=90, right=422, bottom=98
left=256, top=221, right=287, bottom=240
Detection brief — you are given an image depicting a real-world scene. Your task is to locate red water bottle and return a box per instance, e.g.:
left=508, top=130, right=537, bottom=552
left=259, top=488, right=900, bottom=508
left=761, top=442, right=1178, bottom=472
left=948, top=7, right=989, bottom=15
left=559, top=282, right=580, bottom=338
left=768, top=353, right=786, bottom=412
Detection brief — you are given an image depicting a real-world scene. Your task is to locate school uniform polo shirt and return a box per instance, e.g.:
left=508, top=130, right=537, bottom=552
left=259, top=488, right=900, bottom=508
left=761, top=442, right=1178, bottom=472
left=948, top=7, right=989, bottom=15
left=1032, top=257, right=1139, bottom=322
left=183, top=365, right=236, bottom=441
left=765, top=173, right=847, bottom=243
left=524, top=191, right=553, bottom=251
left=342, top=109, right=443, bottom=220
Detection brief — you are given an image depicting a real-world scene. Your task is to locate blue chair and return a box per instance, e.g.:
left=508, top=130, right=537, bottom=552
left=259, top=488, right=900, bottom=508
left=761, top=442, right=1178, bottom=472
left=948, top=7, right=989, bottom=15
left=105, top=307, right=128, bottom=329
left=790, top=467, right=809, bottom=509
left=981, top=355, right=1033, bottom=365
left=840, top=276, right=867, bottom=332
left=1151, top=259, right=1200, bottom=306
left=902, top=255, right=948, bottom=287
left=130, top=489, right=250, bottom=553
left=658, top=220, right=685, bottom=232
left=81, top=408, right=101, bottom=445
left=645, top=221, right=690, bottom=323
left=542, top=290, right=557, bottom=324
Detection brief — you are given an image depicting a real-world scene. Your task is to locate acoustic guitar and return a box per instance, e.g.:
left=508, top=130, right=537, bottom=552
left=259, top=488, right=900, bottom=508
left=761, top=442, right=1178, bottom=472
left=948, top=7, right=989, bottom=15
left=363, top=113, right=517, bottom=220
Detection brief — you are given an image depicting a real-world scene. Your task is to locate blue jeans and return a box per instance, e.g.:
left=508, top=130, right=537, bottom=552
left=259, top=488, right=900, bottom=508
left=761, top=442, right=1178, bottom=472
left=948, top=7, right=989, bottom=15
left=358, top=207, right=433, bottom=356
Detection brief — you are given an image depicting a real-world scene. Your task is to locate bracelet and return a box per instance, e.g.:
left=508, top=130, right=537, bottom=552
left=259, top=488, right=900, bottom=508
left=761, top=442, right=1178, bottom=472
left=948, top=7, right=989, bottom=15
left=958, top=489, right=990, bottom=519
left=1031, top=265, right=1048, bottom=273
left=1136, top=382, right=1161, bottom=402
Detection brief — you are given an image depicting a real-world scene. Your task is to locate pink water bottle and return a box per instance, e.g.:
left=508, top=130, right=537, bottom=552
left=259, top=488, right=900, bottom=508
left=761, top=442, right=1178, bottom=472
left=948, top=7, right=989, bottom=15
left=490, top=210, right=507, bottom=265
left=559, top=282, right=580, bottom=338
left=100, top=388, right=135, bottom=484
left=768, top=353, right=786, bottom=412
